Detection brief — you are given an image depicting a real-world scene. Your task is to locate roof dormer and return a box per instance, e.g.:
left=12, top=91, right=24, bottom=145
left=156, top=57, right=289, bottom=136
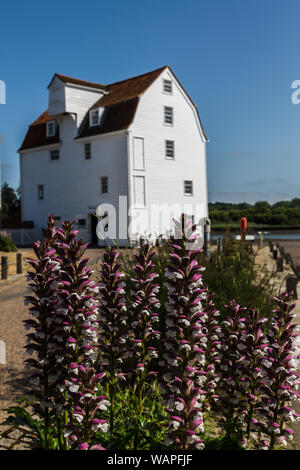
left=48, top=74, right=106, bottom=124
left=89, top=107, right=105, bottom=127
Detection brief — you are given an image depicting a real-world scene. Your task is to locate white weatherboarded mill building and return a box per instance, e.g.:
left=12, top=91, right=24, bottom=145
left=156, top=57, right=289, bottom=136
left=19, top=66, right=208, bottom=246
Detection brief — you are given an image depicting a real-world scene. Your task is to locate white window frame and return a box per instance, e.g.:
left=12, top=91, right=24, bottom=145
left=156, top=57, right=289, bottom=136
left=46, top=120, right=56, bottom=137
left=133, top=137, right=145, bottom=170
left=163, top=79, right=172, bottom=95
left=165, top=140, right=175, bottom=159
left=89, top=108, right=100, bottom=127
left=184, top=180, right=193, bottom=196
left=50, top=149, right=60, bottom=161
left=164, top=106, right=173, bottom=126
left=134, top=175, right=146, bottom=208
left=84, top=142, right=91, bottom=159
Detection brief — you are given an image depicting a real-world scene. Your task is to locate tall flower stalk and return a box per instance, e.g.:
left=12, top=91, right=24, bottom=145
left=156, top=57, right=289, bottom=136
left=160, top=215, right=207, bottom=450
left=52, top=220, right=101, bottom=448
left=239, top=308, right=268, bottom=443
left=128, top=242, right=160, bottom=410
left=200, top=289, right=221, bottom=412
left=257, top=293, right=300, bottom=449
left=64, top=365, right=109, bottom=449
left=217, top=301, right=248, bottom=442
left=23, top=216, right=59, bottom=449
left=97, top=247, right=128, bottom=439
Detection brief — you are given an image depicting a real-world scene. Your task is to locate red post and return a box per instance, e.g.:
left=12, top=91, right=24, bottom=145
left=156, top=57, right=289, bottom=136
left=240, top=217, right=247, bottom=242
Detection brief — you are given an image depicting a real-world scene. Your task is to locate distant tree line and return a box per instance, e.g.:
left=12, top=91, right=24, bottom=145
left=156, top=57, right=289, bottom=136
left=209, top=198, right=300, bottom=226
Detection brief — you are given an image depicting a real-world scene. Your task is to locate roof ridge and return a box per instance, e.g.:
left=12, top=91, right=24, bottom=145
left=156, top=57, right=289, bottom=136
left=107, top=65, right=168, bottom=88
left=49, top=66, right=168, bottom=91
left=49, top=74, right=107, bottom=90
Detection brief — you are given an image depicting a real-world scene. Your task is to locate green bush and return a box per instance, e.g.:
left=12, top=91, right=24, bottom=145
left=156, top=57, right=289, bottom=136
left=0, top=234, right=17, bottom=252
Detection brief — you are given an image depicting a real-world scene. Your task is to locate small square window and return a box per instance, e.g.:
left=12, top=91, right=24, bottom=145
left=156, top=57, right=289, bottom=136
left=164, top=106, right=173, bottom=125
left=53, top=216, right=61, bottom=226
left=50, top=149, right=60, bottom=160
left=46, top=120, right=56, bottom=137
left=184, top=180, right=193, bottom=195
left=85, top=143, right=91, bottom=159
left=101, top=176, right=108, bottom=194
left=165, top=140, right=175, bottom=159
left=38, top=185, right=44, bottom=200
left=78, top=218, right=86, bottom=227
left=163, top=79, right=172, bottom=94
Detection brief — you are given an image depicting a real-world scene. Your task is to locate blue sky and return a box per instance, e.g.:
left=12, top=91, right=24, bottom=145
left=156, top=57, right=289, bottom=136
left=0, top=0, right=299, bottom=203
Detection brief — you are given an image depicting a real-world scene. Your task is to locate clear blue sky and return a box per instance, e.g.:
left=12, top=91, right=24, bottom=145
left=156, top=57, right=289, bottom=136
left=0, top=0, right=299, bottom=203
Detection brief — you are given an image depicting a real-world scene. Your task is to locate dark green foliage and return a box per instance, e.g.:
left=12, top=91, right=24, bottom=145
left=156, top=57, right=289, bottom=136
left=0, top=234, right=17, bottom=252
left=199, top=234, right=276, bottom=321
left=209, top=198, right=300, bottom=227
left=6, top=400, right=59, bottom=450
left=96, top=384, right=167, bottom=450
left=0, top=182, right=20, bottom=219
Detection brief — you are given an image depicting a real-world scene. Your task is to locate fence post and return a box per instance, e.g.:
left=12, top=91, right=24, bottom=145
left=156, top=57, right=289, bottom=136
left=286, top=276, right=298, bottom=299
left=1, top=256, right=8, bottom=280
left=272, top=249, right=278, bottom=260
left=16, top=253, right=22, bottom=274
left=203, top=218, right=211, bottom=257
left=277, top=257, right=284, bottom=272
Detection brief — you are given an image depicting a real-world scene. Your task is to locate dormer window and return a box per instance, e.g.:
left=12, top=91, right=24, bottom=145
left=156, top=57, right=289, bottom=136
left=46, top=120, right=56, bottom=137
left=89, top=107, right=104, bottom=127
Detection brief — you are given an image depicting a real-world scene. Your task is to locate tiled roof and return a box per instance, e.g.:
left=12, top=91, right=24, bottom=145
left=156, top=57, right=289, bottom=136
left=76, top=66, right=167, bottom=139
left=76, top=98, right=139, bottom=139
left=19, top=65, right=207, bottom=151
left=19, top=110, right=60, bottom=151
left=48, top=73, right=107, bottom=91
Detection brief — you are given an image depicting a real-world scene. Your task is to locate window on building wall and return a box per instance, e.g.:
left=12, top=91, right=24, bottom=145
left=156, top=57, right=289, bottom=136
left=78, top=218, right=86, bottom=227
left=184, top=180, right=193, bottom=195
left=134, top=175, right=145, bottom=207
left=163, top=79, right=172, bottom=94
left=85, top=143, right=91, bottom=159
left=38, top=185, right=44, bottom=200
left=101, top=176, right=108, bottom=194
left=164, top=106, right=173, bottom=125
left=46, top=120, right=56, bottom=137
left=89, top=108, right=103, bottom=127
left=133, top=137, right=145, bottom=170
left=165, top=140, right=175, bottom=159
left=53, top=216, right=61, bottom=226
left=50, top=149, right=60, bottom=160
